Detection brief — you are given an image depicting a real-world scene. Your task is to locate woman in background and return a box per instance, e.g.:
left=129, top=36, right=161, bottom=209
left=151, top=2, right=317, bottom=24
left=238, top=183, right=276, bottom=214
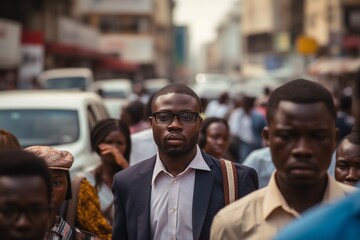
left=85, top=119, right=130, bottom=224
left=198, top=117, right=232, bottom=160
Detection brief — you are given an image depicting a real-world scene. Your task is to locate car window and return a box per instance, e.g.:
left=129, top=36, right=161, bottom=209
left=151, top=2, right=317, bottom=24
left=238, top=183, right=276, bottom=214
left=0, top=110, right=79, bottom=147
left=45, top=77, right=86, bottom=90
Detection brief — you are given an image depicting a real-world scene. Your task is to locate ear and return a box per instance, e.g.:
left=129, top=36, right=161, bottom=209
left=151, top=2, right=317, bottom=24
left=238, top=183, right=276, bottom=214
left=262, top=126, right=270, bottom=147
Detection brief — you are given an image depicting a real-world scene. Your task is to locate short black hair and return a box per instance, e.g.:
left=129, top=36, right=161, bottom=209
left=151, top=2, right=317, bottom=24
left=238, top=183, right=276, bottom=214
left=91, top=118, right=131, bottom=161
left=266, top=79, right=336, bottom=124
left=0, top=150, right=52, bottom=202
left=151, top=83, right=202, bottom=112
left=199, top=117, right=229, bottom=148
left=124, top=100, right=146, bottom=124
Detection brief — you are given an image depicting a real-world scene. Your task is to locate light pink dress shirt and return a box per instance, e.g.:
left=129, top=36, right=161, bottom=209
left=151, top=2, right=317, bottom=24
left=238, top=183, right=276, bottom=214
left=151, top=146, right=210, bottom=240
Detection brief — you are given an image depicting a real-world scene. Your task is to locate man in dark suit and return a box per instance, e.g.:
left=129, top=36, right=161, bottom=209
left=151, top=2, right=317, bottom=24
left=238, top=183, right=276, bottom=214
left=112, top=83, right=258, bottom=240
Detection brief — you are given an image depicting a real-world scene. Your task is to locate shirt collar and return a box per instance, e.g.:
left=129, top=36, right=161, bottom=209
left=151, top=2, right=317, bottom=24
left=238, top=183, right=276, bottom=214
left=48, top=216, right=72, bottom=239
left=152, top=145, right=210, bottom=185
left=263, top=172, right=350, bottom=220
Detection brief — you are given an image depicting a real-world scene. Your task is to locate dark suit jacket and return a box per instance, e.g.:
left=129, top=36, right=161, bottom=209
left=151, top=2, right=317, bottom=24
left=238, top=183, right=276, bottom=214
left=112, top=150, right=259, bottom=240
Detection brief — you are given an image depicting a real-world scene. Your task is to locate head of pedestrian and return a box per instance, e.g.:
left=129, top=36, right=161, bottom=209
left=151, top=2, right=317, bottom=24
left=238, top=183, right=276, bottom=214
left=91, top=118, right=131, bottom=172
left=263, top=79, right=338, bottom=190
left=149, top=83, right=203, bottom=169
left=335, top=132, right=360, bottom=187
left=198, top=117, right=230, bottom=159
left=0, top=149, right=53, bottom=240
left=25, top=146, right=73, bottom=212
left=0, top=129, right=21, bottom=151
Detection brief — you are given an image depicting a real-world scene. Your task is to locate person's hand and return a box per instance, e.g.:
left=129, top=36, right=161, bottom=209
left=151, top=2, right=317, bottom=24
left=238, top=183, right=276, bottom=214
left=98, top=143, right=129, bottom=169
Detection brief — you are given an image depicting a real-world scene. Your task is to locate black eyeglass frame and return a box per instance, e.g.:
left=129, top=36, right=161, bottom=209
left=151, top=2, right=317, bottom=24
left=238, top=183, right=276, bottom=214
left=150, top=111, right=201, bottom=125
left=0, top=205, right=51, bottom=224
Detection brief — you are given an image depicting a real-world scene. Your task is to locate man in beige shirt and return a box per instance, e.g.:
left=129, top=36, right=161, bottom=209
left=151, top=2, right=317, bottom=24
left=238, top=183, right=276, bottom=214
left=211, top=79, right=356, bottom=240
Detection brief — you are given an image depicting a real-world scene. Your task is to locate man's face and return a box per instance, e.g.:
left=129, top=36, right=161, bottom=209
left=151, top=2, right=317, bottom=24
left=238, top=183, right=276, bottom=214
left=335, top=139, right=360, bottom=186
left=0, top=176, right=51, bottom=240
left=150, top=93, right=202, bottom=158
left=263, top=101, right=338, bottom=188
left=50, top=170, right=68, bottom=210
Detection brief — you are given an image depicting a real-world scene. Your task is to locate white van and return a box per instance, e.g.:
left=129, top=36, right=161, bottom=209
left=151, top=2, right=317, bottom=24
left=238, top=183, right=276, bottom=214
left=0, top=90, right=109, bottom=174
left=38, top=68, right=94, bottom=91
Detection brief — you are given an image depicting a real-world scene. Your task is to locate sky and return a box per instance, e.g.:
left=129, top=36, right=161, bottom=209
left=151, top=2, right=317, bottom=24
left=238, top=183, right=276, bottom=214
left=173, top=0, right=236, bottom=55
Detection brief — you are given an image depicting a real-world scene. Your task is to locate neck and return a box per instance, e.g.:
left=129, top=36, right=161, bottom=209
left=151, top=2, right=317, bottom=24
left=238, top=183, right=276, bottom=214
left=159, top=147, right=197, bottom=177
left=276, top=173, right=328, bottom=213
left=101, top=163, right=120, bottom=187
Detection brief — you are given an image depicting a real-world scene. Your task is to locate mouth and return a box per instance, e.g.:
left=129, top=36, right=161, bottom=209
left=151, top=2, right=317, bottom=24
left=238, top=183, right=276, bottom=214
left=166, top=134, right=184, bottom=145
left=289, top=164, right=317, bottom=176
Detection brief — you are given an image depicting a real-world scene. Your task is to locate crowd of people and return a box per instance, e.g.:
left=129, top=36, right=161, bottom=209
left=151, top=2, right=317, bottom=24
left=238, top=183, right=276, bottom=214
left=0, top=76, right=359, bottom=240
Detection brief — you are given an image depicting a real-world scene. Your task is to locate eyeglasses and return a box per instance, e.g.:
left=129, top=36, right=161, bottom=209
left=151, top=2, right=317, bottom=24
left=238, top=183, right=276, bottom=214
left=0, top=205, right=50, bottom=223
left=151, top=111, right=201, bottom=125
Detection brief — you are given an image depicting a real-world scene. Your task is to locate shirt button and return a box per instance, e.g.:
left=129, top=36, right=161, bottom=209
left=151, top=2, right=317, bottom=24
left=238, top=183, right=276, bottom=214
left=171, top=208, right=176, bottom=213
left=173, top=180, right=177, bottom=184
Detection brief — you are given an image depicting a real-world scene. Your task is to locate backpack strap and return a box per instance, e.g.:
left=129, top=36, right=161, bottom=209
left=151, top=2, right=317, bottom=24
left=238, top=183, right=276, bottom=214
left=65, top=176, right=85, bottom=226
left=220, top=159, right=239, bottom=205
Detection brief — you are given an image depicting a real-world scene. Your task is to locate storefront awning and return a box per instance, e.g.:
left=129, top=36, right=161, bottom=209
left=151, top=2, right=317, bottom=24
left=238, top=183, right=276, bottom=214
left=308, top=58, right=360, bottom=76
left=45, top=42, right=100, bottom=59
left=45, top=42, right=138, bottom=71
left=98, top=57, right=138, bottom=71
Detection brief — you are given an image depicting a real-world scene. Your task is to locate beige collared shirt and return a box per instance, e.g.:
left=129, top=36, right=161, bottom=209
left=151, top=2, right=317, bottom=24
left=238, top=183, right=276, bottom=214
left=151, top=146, right=210, bottom=240
left=210, top=172, right=355, bottom=240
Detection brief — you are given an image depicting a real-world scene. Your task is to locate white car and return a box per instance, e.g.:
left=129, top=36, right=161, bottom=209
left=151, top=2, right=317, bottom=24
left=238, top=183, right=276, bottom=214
left=88, top=79, right=133, bottom=118
left=38, top=68, right=94, bottom=91
left=0, top=90, right=109, bottom=174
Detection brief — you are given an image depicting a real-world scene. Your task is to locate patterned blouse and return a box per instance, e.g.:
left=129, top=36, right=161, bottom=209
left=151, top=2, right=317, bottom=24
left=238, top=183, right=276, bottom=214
left=77, top=179, right=112, bottom=240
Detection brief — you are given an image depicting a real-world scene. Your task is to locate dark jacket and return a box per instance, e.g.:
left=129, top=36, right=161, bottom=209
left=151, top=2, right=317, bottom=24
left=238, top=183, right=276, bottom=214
left=112, top=150, right=259, bottom=240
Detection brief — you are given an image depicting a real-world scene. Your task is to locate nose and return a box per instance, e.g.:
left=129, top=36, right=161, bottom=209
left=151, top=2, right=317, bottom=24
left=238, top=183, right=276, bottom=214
left=167, top=115, right=183, bottom=130
left=292, top=137, right=313, bottom=159
left=345, top=167, right=360, bottom=183
left=14, top=212, right=32, bottom=229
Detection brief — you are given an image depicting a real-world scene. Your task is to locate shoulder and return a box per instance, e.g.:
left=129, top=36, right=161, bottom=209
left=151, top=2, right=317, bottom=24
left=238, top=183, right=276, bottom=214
left=213, top=188, right=266, bottom=230
left=336, top=181, right=358, bottom=195
left=114, top=156, right=155, bottom=181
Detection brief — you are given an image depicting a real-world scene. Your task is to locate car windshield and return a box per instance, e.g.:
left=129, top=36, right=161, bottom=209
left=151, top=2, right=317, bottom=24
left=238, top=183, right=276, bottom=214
left=100, top=90, right=129, bottom=99
left=45, top=77, right=86, bottom=90
left=0, top=110, right=80, bottom=147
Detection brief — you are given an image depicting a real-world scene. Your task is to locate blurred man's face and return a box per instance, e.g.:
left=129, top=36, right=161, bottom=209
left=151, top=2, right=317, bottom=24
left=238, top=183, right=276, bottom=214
left=263, top=101, right=338, bottom=188
left=0, top=176, right=51, bottom=240
left=335, top=139, right=360, bottom=186
left=203, top=122, right=230, bottom=159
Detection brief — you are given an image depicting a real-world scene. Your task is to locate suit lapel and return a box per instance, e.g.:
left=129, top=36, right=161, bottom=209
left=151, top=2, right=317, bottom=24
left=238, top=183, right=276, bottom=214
left=192, top=153, right=215, bottom=240
left=133, top=157, right=156, bottom=240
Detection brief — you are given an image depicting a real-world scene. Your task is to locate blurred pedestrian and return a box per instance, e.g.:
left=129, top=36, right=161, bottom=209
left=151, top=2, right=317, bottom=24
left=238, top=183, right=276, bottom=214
left=211, top=79, right=356, bottom=240
left=274, top=70, right=360, bottom=240
left=87, top=118, right=130, bottom=224
left=112, top=83, right=258, bottom=240
left=335, top=131, right=360, bottom=186
left=198, top=117, right=232, bottom=160
left=336, top=94, right=355, bottom=141
left=25, top=146, right=98, bottom=239
left=0, top=150, right=53, bottom=240
left=121, top=100, right=150, bottom=134
left=0, top=128, right=21, bottom=151
left=129, top=82, right=150, bottom=105
left=204, top=92, right=231, bottom=118
left=228, top=95, right=267, bottom=163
